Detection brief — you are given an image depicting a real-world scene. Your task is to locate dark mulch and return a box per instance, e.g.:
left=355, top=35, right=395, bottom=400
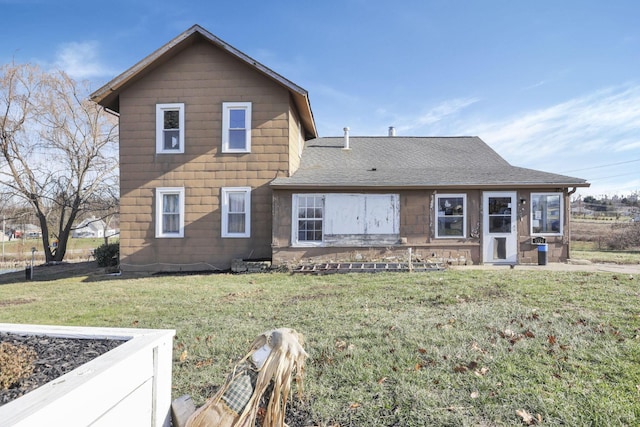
left=0, top=332, right=124, bottom=406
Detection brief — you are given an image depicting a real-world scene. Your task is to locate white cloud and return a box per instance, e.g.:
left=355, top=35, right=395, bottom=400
left=54, top=41, right=115, bottom=80
left=457, top=84, right=640, bottom=196
left=463, top=84, right=640, bottom=161
left=391, top=97, right=480, bottom=135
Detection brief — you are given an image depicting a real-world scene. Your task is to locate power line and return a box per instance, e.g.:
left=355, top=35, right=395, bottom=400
left=587, top=171, right=640, bottom=181
left=561, top=158, right=640, bottom=173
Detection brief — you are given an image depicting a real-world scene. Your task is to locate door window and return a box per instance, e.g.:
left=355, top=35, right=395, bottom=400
left=488, top=197, right=512, bottom=233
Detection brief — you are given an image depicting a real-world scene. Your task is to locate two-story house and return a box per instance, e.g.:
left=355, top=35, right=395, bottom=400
left=91, top=25, right=316, bottom=272
left=92, top=25, right=589, bottom=273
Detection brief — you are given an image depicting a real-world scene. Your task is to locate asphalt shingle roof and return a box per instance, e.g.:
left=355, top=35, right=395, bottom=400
left=270, top=136, right=589, bottom=189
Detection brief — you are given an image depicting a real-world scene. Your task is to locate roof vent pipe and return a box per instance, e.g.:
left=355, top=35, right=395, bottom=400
left=388, top=126, right=396, bottom=137
left=343, top=127, right=350, bottom=150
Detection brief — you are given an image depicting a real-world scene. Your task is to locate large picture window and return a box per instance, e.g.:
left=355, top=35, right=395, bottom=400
left=156, top=103, right=184, bottom=153
left=222, top=187, right=251, bottom=238
left=531, top=193, right=562, bottom=235
left=156, top=187, right=184, bottom=238
left=435, top=194, right=467, bottom=238
left=222, top=102, right=251, bottom=153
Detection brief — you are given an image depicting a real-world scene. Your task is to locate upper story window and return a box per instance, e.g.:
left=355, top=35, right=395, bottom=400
left=435, top=194, right=467, bottom=238
left=156, top=187, right=185, bottom=238
left=221, top=187, right=251, bottom=238
left=222, top=102, right=251, bottom=153
left=531, top=193, right=562, bottom=235
left=156, top=103, right=185, bottom=154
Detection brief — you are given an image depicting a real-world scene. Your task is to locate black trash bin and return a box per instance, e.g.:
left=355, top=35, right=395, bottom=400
left=537, top=243, right=548, bottom=266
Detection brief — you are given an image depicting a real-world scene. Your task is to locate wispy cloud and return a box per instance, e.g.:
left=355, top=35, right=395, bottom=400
left=390, top=97, right=480, bottom=135
left=464, top=84, right=640, bottom=162
left=522, top=80, right=546, bottom=91
left=416, top=97, right=480, bottom=127
left=53, top=41, right=115, bottom=80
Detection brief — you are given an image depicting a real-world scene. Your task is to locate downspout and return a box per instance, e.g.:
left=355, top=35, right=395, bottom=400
left=566, top=187, right=577, bottom=261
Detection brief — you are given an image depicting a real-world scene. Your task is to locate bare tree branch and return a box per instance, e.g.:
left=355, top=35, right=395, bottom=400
left=0, top=62, right=118, bottom=262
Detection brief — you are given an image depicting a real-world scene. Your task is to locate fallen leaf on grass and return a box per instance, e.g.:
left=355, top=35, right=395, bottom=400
left=474, top=367, right=490, bottom=377
left=179, top=350, right=188, bottom=362
left=377, top=376, right=387, bottom=384
left=470, top=391, right=479, bottom=399
left=547, top=335, right=556, bottom=345
left=516, top=409, right=542, bottom=425
left=195, top=358, right=213, bottom=368
left=349, top=402, right=361, bottom=410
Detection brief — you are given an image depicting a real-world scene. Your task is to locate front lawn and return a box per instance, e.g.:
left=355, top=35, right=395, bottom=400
left=0, top=270, right=638, bottom=425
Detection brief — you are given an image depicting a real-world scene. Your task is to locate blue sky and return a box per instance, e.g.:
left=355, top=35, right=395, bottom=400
left=2, top=0, right=639, bottom=198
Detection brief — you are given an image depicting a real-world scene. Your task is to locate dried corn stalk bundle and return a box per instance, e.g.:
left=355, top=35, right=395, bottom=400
left=186, top=328, right=308, bottom=427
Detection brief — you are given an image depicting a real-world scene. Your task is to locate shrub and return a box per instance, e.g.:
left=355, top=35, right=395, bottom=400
left=0, top=342, right=36, bottom=390
left=94, top=242, right=119, bottom=267
left=606, top=222, right=640, bottom=250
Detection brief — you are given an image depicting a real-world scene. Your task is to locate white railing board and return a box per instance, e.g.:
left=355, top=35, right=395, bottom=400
left=0, top=324, right=175, bottom=427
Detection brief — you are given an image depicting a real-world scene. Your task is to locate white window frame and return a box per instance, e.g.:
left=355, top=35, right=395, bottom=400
left=435, top=193, right=467, bottom=238
left=156, top=103, right=185, bottom=154
left=155, top=187, right=185, bottom=238
left=292, top=194, right=324, bottom=246
left=221, top=187, right=251, bottom=238
left=222, top=102, right=252, bottom=153
left=531, top=192, right=563, bottom=236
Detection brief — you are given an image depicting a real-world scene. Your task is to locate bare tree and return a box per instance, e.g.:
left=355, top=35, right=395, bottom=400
left=0, top=62, right=118, bottom=263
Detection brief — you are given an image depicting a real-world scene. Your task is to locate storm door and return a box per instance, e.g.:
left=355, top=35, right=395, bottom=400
left=482, top=192, right=518, bottom=264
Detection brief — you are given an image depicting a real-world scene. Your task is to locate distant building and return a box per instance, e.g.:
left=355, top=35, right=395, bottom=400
left=72, top=217, right=117, bottom=239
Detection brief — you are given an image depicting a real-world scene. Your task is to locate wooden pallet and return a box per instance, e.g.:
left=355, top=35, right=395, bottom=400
left=292, top=262, right=445, bottom=274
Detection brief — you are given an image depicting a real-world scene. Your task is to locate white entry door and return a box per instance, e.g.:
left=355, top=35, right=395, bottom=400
left=483, top=192, right=518, bottom=264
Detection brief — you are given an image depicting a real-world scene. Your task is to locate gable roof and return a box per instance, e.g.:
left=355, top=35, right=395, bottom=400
left=90, top=24, right=317, bottom=138
left=271, top=136, right=590, bottom=189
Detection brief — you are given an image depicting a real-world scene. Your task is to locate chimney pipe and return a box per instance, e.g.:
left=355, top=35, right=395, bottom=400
left=388, top=126, right=396, bottom=137
left=343, top=127, right=350, bottom=150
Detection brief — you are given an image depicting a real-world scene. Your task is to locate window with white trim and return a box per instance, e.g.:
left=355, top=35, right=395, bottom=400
left=531, top=193, right=562, bottom=235
left=295, top=195, right=324, bottom=243
left=222, top=102, right=251, bottom=153
left=222, top=187, right=251, bottom=238
left=156, top=103, right=185, bottom=153
left=156, top=187, right=184, bottom=238
left=435, top=194, right=467, bottom=238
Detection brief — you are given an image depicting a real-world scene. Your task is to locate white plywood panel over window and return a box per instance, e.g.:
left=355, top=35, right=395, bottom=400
left=324, top=194, right=399, bottom=235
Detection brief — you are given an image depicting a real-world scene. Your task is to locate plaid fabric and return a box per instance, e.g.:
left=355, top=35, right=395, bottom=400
left=221, top=364, right=258, bottom=414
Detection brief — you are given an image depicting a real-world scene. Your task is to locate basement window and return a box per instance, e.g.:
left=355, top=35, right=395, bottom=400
left=222, top=102, right=251, bottom=153
left=156, top=103, right=185, bottom=153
